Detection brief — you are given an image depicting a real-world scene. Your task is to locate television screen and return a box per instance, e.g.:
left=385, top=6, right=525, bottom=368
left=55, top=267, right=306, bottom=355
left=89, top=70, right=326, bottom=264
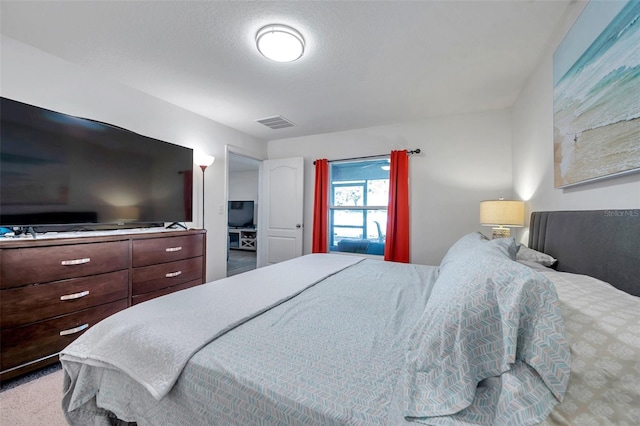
left=0, top=97, right=194, bottom=230
left=228, top=201, right=254, bottom=228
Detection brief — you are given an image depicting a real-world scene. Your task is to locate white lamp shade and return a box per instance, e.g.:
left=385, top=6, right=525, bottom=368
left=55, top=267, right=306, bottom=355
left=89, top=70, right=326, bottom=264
left=256, top=24, right=305, bottom=62
left=479, top=200, right=524, bottom=227
left=194, top=151, right=215, bottom=168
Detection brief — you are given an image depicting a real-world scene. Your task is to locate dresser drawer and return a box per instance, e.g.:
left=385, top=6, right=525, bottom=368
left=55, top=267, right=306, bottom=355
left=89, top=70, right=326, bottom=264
left=131, top=279, right=203, bottom=305
left=132, top=234, right=203, bottom=267
left=132, top=257, right=203, bottom=296
left=0, top=299, right=127, bottom=371
left=0, top=241, right=129, bottom=289
left=1, top=270, right=129, bottom=329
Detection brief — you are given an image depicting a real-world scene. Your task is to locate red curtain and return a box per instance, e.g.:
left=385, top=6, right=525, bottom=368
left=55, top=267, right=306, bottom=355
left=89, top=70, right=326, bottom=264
left=312, top=159, right=329, bottom=253
left=384, top=150, right=410, bottom=263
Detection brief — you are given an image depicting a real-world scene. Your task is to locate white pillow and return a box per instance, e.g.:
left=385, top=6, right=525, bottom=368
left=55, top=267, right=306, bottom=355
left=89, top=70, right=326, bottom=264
left=517, top=260, right=552, bottom=272
left=516, top=245, right=557, bottom=267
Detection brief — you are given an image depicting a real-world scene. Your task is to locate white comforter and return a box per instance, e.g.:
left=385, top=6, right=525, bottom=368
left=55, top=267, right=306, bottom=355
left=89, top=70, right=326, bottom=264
left=60, top=253, right=363, bottom=400
left=536, top=269, right=640, bottom=425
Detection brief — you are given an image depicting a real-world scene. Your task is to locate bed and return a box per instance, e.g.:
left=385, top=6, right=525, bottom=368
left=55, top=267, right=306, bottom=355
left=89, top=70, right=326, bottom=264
left=60, top=209, right=640, bottom=425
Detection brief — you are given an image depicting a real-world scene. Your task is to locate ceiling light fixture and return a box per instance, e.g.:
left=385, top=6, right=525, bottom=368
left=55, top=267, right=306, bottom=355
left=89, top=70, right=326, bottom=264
left=256, top=24, right=305, bottom=62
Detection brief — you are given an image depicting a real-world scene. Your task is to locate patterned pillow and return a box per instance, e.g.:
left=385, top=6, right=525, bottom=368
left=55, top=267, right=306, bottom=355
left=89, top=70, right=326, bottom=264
left=516, top=245, right=557, bottom=267
left=405, top=250, right=570, bottom=424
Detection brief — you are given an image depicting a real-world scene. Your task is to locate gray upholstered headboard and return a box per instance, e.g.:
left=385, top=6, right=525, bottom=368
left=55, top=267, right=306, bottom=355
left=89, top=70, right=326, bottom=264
left=528, top=210, right=640, bottom=297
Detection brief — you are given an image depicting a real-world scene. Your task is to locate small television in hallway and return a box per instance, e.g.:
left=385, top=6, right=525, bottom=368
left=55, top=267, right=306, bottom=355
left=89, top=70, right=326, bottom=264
left=228, top=201, right=254, bottom=228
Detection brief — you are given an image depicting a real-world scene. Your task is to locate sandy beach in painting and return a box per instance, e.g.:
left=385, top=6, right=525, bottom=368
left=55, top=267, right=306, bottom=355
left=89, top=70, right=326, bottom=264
left=553, top=1, right=640, bottom=187
left=554, top=117, right=640, bottom=187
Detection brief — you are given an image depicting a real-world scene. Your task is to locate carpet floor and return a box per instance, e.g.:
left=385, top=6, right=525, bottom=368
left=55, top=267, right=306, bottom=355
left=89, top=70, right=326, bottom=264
left=227, top=249, right=257, bottom=276
left=0, top=364, right=67, bottom=425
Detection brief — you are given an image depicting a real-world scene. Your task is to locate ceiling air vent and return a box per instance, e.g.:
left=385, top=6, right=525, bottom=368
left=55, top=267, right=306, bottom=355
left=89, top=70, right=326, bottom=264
left=256, top=115, right=295, bottom=130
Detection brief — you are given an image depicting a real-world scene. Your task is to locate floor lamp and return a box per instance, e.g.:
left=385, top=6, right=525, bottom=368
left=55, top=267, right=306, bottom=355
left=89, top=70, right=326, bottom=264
left=194, top=152, right=215, bottom=230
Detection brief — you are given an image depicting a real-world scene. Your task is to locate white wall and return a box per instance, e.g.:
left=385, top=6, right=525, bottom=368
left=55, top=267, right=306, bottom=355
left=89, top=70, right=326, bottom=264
left=512, top=1, right=640, bottom=244
left=268, top=109, right=514, bottom=265
left=1, top=35, right=268, bottom=281
left=229, top=171, right=259, bottom=201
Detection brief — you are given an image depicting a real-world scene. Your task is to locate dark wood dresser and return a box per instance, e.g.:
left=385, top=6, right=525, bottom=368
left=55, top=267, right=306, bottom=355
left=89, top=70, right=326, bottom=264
left=0, top=229, right=206, bottom=381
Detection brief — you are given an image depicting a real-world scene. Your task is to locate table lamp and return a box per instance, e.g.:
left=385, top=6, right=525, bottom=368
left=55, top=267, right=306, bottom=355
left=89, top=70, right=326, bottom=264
left=479, top=199, right=524, bottom=239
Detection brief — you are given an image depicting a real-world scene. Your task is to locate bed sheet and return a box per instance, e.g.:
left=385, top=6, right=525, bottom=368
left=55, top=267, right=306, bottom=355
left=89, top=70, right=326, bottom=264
left=539, top=269, right=640, bottom=425
left=63, top=259, right=439, bottom=425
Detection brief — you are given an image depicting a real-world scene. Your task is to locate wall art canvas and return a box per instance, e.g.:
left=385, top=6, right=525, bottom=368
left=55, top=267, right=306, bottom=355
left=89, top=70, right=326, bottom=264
left=553, top=0, right=640, bottom=188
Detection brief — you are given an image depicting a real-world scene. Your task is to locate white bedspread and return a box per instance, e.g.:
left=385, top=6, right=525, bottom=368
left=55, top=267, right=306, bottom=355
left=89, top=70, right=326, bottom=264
left=536, top=269, right=640, bottom=425
left=60, top=253, right=363, bottom=400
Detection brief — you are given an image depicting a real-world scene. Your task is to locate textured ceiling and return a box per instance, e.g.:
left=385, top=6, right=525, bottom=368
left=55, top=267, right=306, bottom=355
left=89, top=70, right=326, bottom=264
left=0, top=1, right=574, bottom=140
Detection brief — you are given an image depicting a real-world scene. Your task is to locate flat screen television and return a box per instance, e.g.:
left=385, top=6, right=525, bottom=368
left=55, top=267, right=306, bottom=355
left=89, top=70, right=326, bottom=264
left=228, top=201, right=255, bottom=228
left=0, top=97, right=194, bottom=232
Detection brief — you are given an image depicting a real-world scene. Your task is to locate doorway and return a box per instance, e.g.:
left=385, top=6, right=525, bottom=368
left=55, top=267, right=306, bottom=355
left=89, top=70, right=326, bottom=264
left=227, top=151, right=261, bottom=277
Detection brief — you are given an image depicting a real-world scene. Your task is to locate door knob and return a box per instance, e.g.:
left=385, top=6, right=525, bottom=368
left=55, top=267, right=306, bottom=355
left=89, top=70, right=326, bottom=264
left=296, top=224, right=302, bottom=228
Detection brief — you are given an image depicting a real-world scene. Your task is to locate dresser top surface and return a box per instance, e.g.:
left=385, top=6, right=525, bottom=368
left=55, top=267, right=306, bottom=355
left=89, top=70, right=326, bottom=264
left=0, top=228, right=205, bottom=248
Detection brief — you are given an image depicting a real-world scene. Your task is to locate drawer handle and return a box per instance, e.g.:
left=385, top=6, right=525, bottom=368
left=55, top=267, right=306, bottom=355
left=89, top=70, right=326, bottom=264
left=165, top=271, right=182, bottom=278
left=166, top=246, right=182, bottom=252
left=60, top=290, right=90, bottom=301
left=61, top=257, right=91, bottom=266
left=60, top=323, right=89, bottom=336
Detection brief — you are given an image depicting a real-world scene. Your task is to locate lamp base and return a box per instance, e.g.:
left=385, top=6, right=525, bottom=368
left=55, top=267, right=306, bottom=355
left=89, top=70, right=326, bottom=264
left=491, top=227, right=511, bottom=239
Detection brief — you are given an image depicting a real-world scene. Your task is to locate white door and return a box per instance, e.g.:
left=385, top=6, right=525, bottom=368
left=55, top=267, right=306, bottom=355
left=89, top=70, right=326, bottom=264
left=257, top=157, right=304, bottom=267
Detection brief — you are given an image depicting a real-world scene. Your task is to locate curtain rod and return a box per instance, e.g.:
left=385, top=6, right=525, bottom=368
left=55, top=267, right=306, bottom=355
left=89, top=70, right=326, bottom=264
left=313, top=149, right=420, bottom=165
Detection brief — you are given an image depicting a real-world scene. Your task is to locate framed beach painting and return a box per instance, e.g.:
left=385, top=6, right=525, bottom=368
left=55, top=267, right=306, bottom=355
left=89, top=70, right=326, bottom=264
left=553, top=0, right=640, bottom=188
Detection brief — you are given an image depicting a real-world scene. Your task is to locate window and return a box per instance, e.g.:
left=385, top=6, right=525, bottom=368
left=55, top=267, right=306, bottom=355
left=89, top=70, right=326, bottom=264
left=329, top=158, right=389, bottom=255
